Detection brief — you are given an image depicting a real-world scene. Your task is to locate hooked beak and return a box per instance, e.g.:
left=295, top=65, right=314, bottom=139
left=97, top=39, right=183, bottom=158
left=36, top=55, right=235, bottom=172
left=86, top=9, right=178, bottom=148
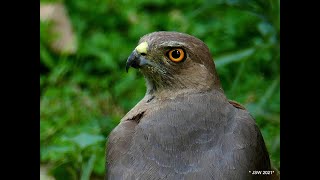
left=126, top=50, right=149, bottom=72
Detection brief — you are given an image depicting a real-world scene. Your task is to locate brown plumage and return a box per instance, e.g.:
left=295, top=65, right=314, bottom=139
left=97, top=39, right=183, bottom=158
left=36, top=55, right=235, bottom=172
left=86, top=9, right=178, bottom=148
left=106, top=31, right=273, bottom=180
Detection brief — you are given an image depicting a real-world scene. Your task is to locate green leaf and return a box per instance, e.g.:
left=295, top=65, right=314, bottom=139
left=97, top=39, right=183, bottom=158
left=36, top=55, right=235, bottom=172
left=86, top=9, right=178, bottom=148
left=81, top=155, right=96, bottom=180
left=215, top=48, right=255, bottom=68
left=40, top=43, right=55, bottom=69
left=67, top=133, right=105, bottom=149
left=41, top=145, right=74, bottom=161
left=256, top=77, right=279, bottom=114
left=257, top=21, right=275, bottom=36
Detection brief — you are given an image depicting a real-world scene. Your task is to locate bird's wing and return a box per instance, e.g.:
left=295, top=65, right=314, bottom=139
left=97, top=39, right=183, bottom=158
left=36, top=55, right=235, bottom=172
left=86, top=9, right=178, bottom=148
left=106, top=98, right=148, bottom=179
left=107, top=91, right=271, bottom=180
left=223, top=109, right=272, bottom=180
left=106, top=119, right=138, bottom=179
left=227, top=100, right=272, bottom=179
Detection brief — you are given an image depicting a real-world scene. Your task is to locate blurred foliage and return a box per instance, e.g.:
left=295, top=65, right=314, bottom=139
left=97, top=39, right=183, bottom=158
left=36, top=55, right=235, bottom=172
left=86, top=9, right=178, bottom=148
left=40, top=0, right=280, bottom=179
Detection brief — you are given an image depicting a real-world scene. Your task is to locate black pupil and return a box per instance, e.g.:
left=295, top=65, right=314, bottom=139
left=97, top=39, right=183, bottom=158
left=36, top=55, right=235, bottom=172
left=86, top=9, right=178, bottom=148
left=171, top=50, right=180, bottom=59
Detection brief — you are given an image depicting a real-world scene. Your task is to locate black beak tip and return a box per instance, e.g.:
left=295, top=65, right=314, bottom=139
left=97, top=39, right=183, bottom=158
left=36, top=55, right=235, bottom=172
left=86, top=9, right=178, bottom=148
left=125, top=51, right=144, bottom=72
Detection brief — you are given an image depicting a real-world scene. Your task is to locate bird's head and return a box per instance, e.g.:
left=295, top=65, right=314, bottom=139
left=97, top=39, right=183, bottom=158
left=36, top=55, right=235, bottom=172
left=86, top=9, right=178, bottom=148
left=126, top=31, right=222, bottom=96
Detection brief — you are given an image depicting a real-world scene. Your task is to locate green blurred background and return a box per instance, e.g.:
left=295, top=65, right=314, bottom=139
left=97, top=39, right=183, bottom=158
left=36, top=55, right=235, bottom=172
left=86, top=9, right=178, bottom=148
left=40, top=0, right=280, bottom=179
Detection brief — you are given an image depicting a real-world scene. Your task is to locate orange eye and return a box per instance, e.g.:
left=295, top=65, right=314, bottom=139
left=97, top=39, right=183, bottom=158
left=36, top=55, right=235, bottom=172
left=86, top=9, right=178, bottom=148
left=167, top=48, right=185, bottom=62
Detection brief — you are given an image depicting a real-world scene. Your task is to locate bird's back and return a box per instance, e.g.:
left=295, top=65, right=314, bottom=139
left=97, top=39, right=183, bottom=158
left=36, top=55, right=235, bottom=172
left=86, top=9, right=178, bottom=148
left=107, top=90, right=271, bottom=180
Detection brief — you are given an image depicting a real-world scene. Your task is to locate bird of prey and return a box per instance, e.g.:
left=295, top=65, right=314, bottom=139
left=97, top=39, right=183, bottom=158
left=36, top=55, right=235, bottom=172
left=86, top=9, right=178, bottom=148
left=106, top=31, right=273, bottom=180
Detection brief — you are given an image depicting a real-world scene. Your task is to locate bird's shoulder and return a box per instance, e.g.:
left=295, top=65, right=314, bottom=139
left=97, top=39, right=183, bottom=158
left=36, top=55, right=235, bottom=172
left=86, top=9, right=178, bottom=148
left=107, top=94, right=162, bottom=164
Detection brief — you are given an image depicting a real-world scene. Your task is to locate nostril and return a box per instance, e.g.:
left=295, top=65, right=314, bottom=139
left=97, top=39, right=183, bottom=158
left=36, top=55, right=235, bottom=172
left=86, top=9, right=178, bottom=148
left=141, top=53, right=146, bottom=56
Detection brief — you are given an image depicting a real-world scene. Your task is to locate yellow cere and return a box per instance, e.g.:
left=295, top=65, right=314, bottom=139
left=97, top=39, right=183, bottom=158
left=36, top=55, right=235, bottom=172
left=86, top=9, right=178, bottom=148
left=135, top=41, right=148, bottom=54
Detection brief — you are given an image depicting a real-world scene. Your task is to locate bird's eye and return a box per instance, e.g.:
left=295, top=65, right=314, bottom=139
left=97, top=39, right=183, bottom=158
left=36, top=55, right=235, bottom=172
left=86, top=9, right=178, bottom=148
left=167, top=48, right=185, bottom=62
